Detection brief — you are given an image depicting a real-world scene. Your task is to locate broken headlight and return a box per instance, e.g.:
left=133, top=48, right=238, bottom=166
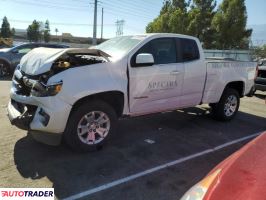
left=31, top=81, right=63, bottom=97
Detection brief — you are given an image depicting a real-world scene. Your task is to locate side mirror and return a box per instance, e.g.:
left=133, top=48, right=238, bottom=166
left=135, top=53, right=154, bottom=67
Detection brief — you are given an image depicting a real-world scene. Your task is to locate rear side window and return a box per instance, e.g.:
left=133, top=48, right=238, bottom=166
left=180, top=39, right=200, bottom=62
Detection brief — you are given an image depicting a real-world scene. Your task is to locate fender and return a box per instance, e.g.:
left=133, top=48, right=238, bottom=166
left=219, top=80, right=245, bottom=99
left=48, top=61, right=128, bottom=108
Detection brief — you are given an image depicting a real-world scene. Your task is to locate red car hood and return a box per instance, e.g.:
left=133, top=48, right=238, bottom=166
left=205, top=132, right=266, bottom=200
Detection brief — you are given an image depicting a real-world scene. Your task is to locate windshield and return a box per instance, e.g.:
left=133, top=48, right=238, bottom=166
left=9, top=44, right=26, bottom=52
left=94, top=35, right=147, bottom=58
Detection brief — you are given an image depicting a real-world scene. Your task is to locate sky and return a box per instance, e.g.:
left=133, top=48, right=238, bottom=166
left=0, top=0, right=266, bottom=39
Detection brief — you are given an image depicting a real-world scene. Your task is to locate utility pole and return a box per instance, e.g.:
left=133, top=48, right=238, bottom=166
left=92, top=0, right=98, bottom=45
left=115, top=20, right=125, bottom=36
left=55, top=28, right=59, bottom=43
left=101, top=7, right=104, bottom=41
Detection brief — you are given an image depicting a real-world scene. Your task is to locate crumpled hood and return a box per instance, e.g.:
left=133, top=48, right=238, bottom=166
left=20, top=47, right=110, bottom=75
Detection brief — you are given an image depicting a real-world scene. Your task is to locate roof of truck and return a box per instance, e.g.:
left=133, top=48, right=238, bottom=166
left=127, top=33, right=199, bottom=41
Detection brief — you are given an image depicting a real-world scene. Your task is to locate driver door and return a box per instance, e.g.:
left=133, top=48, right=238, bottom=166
left=128, top=38, right=184, bottom=115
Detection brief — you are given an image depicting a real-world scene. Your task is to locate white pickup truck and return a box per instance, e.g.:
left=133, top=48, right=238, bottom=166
left=7, top=34, right=257, bottom=152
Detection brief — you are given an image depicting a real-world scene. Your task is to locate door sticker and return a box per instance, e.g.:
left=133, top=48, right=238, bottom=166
left=148, top=81, right=178, bottom=92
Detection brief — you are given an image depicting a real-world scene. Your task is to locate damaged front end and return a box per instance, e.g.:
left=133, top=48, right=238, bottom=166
left=8, top=48, right=110, bottom=139
left=8, top=99, right=37, bottom=130
left=17, top=48, right=110, bottom=97
left=48, top=48, right=110, bottom=77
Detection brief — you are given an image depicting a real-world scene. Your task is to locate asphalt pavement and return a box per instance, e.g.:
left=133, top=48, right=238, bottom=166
left=0, top=80, right=265, bottom=200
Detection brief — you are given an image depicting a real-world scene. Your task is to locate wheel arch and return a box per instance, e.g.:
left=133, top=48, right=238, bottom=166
left=225, top=81, right=245, bottom=97
left=0, top=58, right=11, bottom=68
left=70, top=91, right=125, bottom=118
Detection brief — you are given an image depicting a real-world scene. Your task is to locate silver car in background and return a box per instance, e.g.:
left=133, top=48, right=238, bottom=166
left=0, top=43, right=69, bottom=77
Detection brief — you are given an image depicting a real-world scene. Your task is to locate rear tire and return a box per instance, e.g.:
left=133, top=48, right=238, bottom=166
left=246, top=86, right=256, bottom=97
left=64, top=100, right=117, bottom=153
left=211, top=88, right=240, bottom=121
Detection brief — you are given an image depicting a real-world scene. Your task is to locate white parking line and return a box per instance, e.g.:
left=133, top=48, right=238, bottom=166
left=63, top=132, right=263, bottom=200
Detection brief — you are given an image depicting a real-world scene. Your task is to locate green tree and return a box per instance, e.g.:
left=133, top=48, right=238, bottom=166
left=187, top=0, right=217, bottom=48
left=11, top=28, right=16, bottom=37
left=146, top=0, right=172, bottom=33
left=211, top=0, right=252, bottom=49
left=160, top=0, right=172, bottom=15
left=169, top=0, right=190, bottom=34
left=146, top=0, right=190, bottom=34
left=172, top=0, right=190, bottom=9
left=43, top=20, right=50, bottom=43
left=1, top=16, right=12, bottom=38
left=27, top=20, right=41, bottom=42
left=253, top=45, right=266, bottom=59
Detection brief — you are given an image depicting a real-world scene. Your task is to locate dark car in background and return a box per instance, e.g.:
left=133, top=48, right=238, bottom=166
left=254, top=59, right=266, bottom=92
left=0, top=43, right=69, bottom=77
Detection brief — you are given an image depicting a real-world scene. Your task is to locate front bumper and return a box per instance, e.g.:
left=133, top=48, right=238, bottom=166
left=7, top=70, right=72, bottom=145
left=7, top=100, right=35, bottom=130
left=7, top=100, right=63, bottom=145
left=255, top=83, right=266, bottom=91
left=255, top=77, right=266, bottom=91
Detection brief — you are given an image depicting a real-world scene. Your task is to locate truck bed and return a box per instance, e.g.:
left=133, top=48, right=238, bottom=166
left=201, top=58, right=257, bottom=103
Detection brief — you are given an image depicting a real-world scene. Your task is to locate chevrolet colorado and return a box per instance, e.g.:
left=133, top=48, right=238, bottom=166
left=7, top=34, right=257, bottom=152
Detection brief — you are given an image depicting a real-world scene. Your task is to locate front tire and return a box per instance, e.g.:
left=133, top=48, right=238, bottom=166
left=211, top=88, right=240, bottom=121
left=64, top=100, right=117, bottom=152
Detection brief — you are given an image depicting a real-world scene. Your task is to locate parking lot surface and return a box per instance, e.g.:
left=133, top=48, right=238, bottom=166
left=0, top=80, right=265, bottom=200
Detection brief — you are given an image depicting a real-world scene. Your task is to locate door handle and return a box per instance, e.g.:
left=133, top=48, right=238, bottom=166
left=170, top=71, right=180, bottom=75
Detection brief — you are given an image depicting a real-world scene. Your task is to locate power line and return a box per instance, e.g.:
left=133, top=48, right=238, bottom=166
left=4, top=0, right=159, bottom=21
left=125, top=24, right=145, bottom=33
left=105, top=0, right=161, bottom=12
left=102, top=1, right=159, bottom=19
left=3, top=0, right=161, bottom=37
left=20, top=0, right=89, bottom=8
left=104, top=10, right=153, bottom=21
left=7, top=18, right=115, bottom=27
left=7, top=0, right=90, bottom=12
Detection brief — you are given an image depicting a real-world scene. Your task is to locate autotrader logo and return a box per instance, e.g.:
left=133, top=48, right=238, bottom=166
left=0, top=188, right=54, bottom=200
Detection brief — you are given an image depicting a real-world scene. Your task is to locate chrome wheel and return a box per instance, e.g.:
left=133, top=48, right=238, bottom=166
left=77, top=111, right=110, bottom=145
left=224, top=95, right=237, bottom=117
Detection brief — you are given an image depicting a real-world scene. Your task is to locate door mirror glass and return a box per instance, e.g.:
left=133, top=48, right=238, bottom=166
left=135, top=53, right=154, bottom=66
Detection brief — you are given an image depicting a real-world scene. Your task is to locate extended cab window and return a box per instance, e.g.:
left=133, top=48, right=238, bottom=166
left=181, top=39, right=200, bottom=62
left=133, top=38, right=177, bottom=66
